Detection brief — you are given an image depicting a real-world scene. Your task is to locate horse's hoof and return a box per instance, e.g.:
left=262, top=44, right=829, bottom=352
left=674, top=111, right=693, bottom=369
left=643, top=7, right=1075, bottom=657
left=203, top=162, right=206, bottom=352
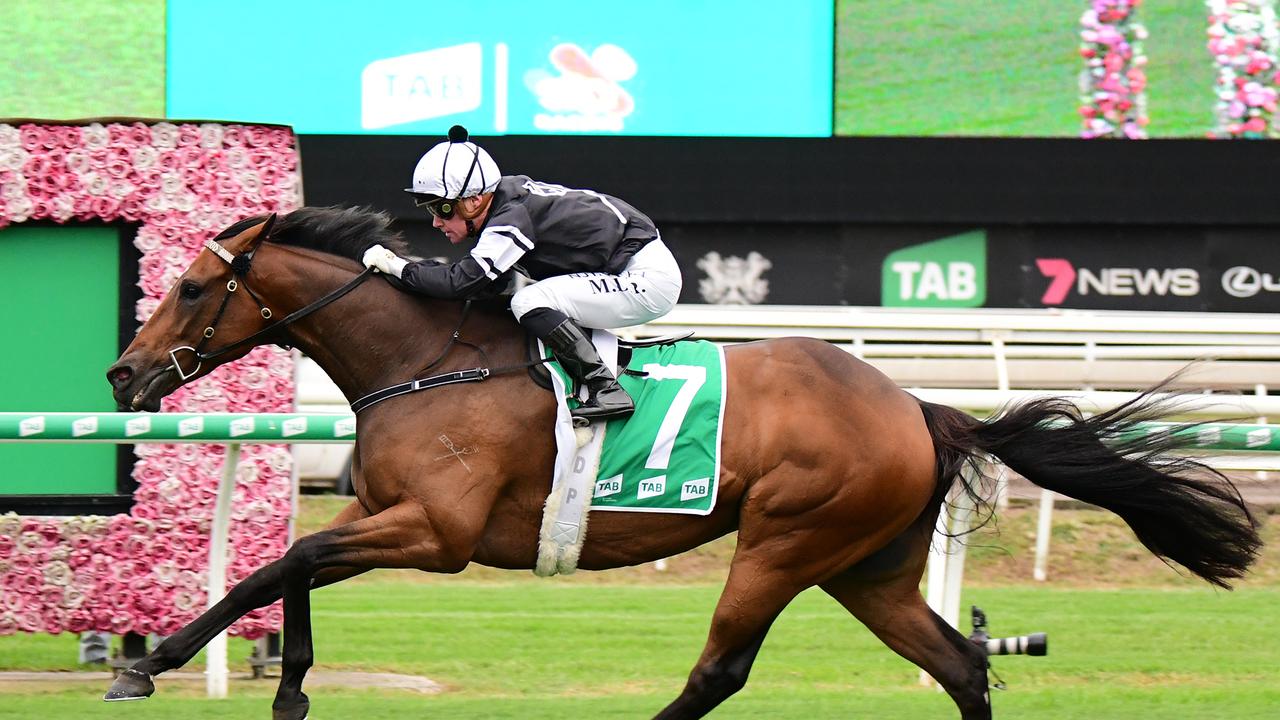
left=272, top=701, right=310, bottom=720
left=103, top=668, right=155, bottom=701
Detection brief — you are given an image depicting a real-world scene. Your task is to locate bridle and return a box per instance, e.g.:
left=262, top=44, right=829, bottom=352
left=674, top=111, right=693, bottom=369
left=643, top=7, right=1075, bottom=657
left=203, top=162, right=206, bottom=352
left=166, top=219, right=546, bottom=414
left=167, top=232, right=374, bottom=381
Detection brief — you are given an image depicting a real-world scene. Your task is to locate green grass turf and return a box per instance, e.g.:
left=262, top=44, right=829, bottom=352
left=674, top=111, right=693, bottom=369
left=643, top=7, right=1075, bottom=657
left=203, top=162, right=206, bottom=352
left=835, top=0, right=1219, bottom=137
left=0, top=0, right=164, bottom=120
left=1, top=583, right=1276, bottom=718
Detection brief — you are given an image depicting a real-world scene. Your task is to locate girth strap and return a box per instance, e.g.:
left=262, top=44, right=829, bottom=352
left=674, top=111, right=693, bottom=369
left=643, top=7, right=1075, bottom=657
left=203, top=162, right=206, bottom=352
left=350, top=367, right=490, bottom=414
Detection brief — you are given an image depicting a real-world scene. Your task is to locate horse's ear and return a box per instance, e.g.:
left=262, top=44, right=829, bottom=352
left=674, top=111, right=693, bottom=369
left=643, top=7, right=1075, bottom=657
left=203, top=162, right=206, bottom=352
left=248, top=213, right=277, bottom=251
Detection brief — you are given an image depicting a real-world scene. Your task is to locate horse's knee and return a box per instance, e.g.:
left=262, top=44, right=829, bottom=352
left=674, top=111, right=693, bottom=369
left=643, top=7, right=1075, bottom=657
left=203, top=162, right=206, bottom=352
left=280, top=642, right=314, bottom=673
left=685, top=652, right=752, bottom=702
left=431, top=544, right=474, bottom=574
left=946, top=641, right=991, bottom=716
left=280, top=531, right=334, bottom=577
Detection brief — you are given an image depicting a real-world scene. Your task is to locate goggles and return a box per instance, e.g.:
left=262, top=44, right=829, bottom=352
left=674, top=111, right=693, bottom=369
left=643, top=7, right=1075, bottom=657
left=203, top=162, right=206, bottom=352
left=413, top=195, right=457, bottom=219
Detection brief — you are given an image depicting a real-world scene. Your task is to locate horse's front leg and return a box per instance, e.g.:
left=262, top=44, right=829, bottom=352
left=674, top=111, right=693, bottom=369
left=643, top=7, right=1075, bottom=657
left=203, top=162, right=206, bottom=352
left=268, top=499, right=489, bottom=720
left=104, top=500, right=371, bottom=702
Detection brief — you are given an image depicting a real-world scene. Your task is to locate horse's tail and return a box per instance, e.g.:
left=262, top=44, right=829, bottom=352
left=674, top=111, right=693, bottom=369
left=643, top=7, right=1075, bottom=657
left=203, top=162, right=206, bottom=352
left=916, top=387, right=1262, bottom=589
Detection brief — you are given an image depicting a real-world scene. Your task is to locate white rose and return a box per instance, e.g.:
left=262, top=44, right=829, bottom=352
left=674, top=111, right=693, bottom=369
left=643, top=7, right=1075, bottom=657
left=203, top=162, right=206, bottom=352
left=159, top=172, right=184, bottom=195
left=5, top=196, right=32, bottom=222
left=0, top=124, right=20, bottom=147
left=83, top=172, right=109, bottom=196
left=132, top=145, right=158, bottom=170
left=199, top=123, right=224, bottom=149
left=151, top=122, right=179, bottom=149
left=2, top=177, right=28, bottom=199
left=0, top=147, right=27, bottom=171
left=109, top=180, right=135, bottom=199
left=236, top=170, right=262, bottom=194
left=83, top=123, right=109, bottom=149
left=42, top=560, right=73, bottom=586
left=51, top=195, right=75, bottom=222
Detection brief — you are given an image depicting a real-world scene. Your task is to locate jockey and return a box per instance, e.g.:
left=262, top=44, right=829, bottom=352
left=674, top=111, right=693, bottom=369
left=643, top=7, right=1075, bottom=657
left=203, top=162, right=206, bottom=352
left=362, top=125, right=683, bottom=423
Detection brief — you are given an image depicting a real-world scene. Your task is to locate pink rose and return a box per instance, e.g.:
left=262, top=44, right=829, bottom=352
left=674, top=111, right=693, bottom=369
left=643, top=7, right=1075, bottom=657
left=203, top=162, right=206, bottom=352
left=66, top=610, right=93, bottom=633
left=19, top=125, right=48, bottom=151
left=1243, top=117, right=1268, bottom=133
left=56, top=125, right=83, bottom=148
left=124, top=122, right=150, bottom=144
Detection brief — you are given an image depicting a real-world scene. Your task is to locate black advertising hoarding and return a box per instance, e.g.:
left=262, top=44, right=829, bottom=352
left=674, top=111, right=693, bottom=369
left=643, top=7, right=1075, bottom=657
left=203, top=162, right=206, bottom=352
left=668, top=224, right=1280, bottom=313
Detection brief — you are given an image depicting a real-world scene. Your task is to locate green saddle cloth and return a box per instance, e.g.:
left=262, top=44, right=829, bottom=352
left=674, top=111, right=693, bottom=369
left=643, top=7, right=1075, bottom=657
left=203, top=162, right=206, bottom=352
left=548, top=339, right=725, bottom=515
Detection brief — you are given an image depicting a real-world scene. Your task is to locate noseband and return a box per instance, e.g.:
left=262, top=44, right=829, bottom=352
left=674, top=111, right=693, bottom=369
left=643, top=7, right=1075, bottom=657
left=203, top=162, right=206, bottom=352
left=167, top=237, right=374, bottom=380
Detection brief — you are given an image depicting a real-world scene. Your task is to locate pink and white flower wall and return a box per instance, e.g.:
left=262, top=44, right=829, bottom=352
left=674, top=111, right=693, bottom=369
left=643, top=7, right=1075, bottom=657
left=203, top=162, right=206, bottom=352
left=0, top=120, right=301, bottom=639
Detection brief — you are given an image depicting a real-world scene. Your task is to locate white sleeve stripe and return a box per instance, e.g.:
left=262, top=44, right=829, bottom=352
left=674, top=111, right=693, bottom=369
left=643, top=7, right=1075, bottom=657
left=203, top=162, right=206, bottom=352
left=472, top=226, right=530, bottom=275
left=589, top=192, right=627, bottom=224
left=472, top=254, right=494, bottom=276
left=473, top=256, right=500, bottom=280
left=486, top=224, right=534, bottom=250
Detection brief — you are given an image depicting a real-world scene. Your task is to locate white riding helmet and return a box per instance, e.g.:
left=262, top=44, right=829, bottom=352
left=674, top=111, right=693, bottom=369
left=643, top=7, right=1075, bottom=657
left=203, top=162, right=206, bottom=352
left=405, top=125, right=501, bottom=201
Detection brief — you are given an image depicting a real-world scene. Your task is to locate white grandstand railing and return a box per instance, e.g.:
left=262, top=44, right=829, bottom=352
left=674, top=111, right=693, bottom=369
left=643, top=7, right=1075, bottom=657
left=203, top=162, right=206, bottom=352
left=627, top=304, right=1280, bottom=396
left=631, top=304, right=1280, bottom=343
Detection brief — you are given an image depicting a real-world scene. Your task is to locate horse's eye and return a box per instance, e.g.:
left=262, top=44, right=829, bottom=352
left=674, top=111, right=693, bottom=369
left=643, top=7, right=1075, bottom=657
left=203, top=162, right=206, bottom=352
left=180, top=282, right=201, bottom=299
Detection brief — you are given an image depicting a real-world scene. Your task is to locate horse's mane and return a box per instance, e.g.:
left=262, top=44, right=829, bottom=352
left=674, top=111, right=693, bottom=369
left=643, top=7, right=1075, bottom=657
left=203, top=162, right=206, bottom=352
left=215, top=206, right=413, bottom=260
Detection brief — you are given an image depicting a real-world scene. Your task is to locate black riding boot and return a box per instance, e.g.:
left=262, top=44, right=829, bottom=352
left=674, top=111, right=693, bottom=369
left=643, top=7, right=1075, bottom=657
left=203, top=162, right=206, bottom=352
left=543, top=319, right=634, bottom=423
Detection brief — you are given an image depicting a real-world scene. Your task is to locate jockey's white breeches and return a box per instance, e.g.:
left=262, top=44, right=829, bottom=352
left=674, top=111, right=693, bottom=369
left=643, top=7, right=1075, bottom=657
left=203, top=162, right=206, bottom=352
left=510, top=239, right=683, bottom=330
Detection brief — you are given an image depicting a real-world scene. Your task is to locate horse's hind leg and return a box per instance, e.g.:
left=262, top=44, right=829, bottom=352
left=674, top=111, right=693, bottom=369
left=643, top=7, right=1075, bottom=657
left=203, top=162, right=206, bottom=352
left=820, top=533, right=991, bottom=720
left=651, top=548, right=803, bottom=720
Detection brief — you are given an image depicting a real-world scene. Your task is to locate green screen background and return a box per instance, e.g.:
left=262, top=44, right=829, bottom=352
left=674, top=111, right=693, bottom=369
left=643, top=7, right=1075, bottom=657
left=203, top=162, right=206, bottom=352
left=0, top=0, right=164, bottom=119
left=0, top=225, right=122, bottom=494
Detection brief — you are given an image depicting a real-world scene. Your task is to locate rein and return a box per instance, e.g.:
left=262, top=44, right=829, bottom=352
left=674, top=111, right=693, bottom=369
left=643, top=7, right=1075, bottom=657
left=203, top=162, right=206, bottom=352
left=350, top=300, right=553, bottom=414
left=176, top=235, right=550, bottom=413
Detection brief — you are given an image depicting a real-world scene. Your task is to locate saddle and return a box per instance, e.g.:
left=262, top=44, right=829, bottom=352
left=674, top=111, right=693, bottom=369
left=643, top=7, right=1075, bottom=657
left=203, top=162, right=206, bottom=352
left=525, top=330, right=695, bottom=391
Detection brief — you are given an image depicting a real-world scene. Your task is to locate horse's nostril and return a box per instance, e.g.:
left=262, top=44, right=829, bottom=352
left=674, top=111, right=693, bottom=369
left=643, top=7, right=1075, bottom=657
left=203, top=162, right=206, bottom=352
left=108, top=366, right=133, bottom=387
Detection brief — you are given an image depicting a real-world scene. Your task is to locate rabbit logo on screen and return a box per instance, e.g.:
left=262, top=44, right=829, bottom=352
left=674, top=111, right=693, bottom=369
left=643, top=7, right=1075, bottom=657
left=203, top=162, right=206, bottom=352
left=526, top=43, right=636, bottom=132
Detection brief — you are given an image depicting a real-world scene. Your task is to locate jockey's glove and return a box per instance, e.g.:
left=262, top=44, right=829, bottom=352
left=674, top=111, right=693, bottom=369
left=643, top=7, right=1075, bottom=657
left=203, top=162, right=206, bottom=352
left=362, top=244, right=409, bottom=278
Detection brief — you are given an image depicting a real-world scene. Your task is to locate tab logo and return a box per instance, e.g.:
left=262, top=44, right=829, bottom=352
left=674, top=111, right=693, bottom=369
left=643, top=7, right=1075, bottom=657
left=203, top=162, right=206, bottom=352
left=178, top=417, right=204, bottom=437
left=229, top=417, right=254, bottom=438
left=72, top=417, right=98, bottom=437
left=881, top=231, right=986, bottom=308
left=282, top=417, right=308, bottom=437
left=19, top=416, right=45, bottom=437
left=125, top=417, right=151, bottom=437
left=594, top=475, right=623, bottom=498
left=1196, top=426, right=1221, bottom=446
left=681, top=479, right=710, bottom=502
left=1246, top=427, right=1272, bottom=448
left=334, top=418, right=357, bottom=438
left=361, top=43, right=483, bottom=130
left=637, top=476, right=666, bottom=500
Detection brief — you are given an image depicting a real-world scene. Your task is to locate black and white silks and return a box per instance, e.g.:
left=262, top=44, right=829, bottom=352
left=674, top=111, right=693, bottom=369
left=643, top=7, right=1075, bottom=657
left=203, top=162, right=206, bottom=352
left=398, top=175, right=658, bottom=300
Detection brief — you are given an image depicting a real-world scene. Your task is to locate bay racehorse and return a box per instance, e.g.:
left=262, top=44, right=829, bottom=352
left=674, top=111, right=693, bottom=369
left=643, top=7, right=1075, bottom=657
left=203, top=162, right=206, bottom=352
left=104, top=207, right=1261, bottom=719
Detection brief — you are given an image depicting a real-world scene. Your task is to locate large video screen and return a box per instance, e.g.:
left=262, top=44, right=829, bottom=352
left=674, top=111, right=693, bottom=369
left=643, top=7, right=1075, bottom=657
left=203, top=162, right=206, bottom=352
left=836, top=1, right=1221, bottom=137
left=167, top=0, right=834, bottom=136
